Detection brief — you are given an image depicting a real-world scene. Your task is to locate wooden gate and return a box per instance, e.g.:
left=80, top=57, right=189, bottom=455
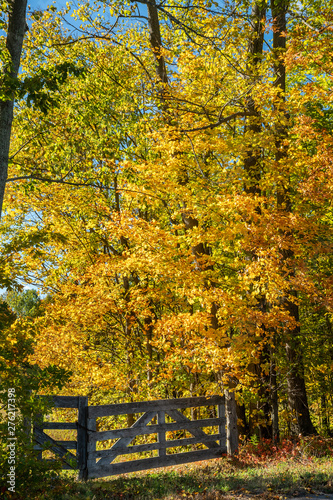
left=33, top=395, right=226, bottom=480
left=86, top=395, right=226, bottom=479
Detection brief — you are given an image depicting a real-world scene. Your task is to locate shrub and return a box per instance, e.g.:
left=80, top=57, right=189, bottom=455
left=0, top=300, right=71, bottom=499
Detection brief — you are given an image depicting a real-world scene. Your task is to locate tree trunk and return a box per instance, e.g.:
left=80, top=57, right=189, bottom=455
left=321, top=394, right=330, bottom=436
left=244, top=1, right=273, bottom=439
left=147, top=0, right=168, bottom=86
left=271, top=0, right=316, bottom=436
left=236, top=399, right=248, bottom=438
left=0, top=0, right=27, bottom=219
left=244, top=1, right=266, bottom=196
left=270, top=351, right=279, bottom=442
left=147, top=2, right=239, bottom=453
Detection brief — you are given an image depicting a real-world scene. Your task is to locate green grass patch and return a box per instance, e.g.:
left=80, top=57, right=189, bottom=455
left=2, top=437, right=333, bottom=499
left=3, top=455, right=332, bottom=500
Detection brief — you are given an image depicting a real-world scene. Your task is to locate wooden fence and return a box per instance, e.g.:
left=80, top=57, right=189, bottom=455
left=34, top=395, right=226, bottom=480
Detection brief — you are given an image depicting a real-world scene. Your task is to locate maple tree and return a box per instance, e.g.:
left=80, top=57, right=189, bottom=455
left=1, top=0, right=333, bottom=445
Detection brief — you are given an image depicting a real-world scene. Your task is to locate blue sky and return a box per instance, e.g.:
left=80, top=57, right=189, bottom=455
left=28, top=0, right=67, bottom=10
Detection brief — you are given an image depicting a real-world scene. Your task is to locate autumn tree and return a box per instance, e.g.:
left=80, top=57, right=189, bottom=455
left=1, top=0, right=333, bottom=441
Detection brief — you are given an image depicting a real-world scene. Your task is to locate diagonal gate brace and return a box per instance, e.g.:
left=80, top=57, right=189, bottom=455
left=33, top=427, right=77, bottom=468
left=166, top=409, right=220, bottom=449
left=96, top=410, right=157, bottom=466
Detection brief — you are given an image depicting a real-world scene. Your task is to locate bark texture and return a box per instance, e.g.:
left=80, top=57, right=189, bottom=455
left=271, top=0, right=316, bottom=436
left=0, top=0, right=27, bottom=219
left=147, top=0, right=168, bottom=85
left=244, top=2, right=273, bottom=439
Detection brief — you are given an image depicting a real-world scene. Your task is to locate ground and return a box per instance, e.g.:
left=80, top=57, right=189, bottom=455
left=3, top=437, right=333, bottom=499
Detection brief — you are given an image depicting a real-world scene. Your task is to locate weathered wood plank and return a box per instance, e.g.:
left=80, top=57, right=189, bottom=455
left=89, top=433, right=224, bottom=459
left=96, top=411, right=156, bottom=467
left=88, top=396, right=225, bottom=418
left=34, top=413, right=43, bottom=460
left=218, top=403, right=226, bottom=449
left=34, top=441, right=76, bottom=451
left=158, top=411, right=166, bottom=457
left=77, top=396, right=88, bottom=480
left=89, top=417, right=223, bottom=443
left=88, top=448, right=225, bottom=479
left=42, top=422, right=77, bottom=430
left=33, top=427, right=77, bottom=468
left=38, top=396, right=80, bottom=408
left=53, top=440, right=77, bottom=449
left=86, top=417, right=97, bottom=469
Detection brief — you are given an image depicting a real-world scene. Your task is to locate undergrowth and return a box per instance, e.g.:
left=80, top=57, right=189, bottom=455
left=2, top=437, right=333, bottom=499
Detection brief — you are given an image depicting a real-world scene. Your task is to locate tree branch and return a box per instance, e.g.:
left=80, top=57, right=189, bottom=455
left=180, top=112, right=256, bottom=133
left=6, top=174, right=109, bottom=189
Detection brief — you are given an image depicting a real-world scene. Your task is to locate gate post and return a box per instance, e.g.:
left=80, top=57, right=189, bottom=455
left=77, top=396, right=88, bottom=480
left=224, top=389, right=239, bottom=455
left=33, top=413, right=43, bottom=460
left=86, top=414, right=97, bottom=479
left=218, top=401, right=226, bottom=451
left=158, top=411, right=166, bottom=457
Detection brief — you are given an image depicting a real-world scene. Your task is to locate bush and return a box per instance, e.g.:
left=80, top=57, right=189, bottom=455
left=0, top=300, right=71, bottom=499
left=238, top=435, right=333, bottom=466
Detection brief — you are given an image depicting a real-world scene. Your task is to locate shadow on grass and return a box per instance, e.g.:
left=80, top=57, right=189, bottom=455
left=10, top=458, right=333, bottom=500
left=48, top=458, right=333, bottom=500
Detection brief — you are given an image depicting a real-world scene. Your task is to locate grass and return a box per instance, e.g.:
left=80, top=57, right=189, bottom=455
left=46, top=456, right=333, bottom=500
left=4, top=437, right=333, bottom=499
left=28, top=455, right=333, bottom=500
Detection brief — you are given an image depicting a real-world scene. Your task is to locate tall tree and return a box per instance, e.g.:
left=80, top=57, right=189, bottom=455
left=0, top=0, right=27, bottom=219
left=2, top=0, right=333, bottom=440
left=243, top=0, right=273, bottom=439
left=271, top=0, right=316, bottom=436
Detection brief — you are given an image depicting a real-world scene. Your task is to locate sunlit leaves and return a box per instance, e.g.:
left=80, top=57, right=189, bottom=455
left=1, top=1, right=333, bottom=421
